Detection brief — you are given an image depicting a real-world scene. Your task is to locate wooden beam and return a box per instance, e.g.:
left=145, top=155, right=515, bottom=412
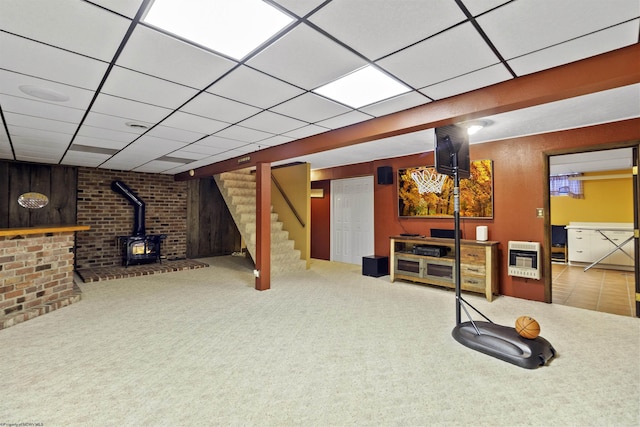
left=176, top=43, right=640, bottom=181
left=255, top=162, right=271, bottom=291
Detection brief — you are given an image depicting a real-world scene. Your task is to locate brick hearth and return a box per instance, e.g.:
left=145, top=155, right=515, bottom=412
left=76, top=259, right=208, bottom=282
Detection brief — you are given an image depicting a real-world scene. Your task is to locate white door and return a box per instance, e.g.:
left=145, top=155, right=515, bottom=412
left=330, top=176, right=374, bottom=265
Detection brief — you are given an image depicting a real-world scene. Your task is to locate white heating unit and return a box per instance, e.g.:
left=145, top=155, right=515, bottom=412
left=508, top=241, right=541, bottom=280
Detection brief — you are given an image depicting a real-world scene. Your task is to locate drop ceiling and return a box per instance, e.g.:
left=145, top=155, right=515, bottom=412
left=0, top=0, right=638, bottom=175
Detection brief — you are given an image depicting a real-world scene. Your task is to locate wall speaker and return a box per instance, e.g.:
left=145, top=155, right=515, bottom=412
left=377, top=166, right=393, bottom=185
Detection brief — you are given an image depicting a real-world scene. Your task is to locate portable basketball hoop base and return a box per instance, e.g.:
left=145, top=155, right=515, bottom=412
left=452, top=321, right=556, bottom=369
left=440, top=136, right=556, bottom=369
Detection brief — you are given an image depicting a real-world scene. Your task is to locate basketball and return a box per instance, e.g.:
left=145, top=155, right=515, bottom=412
left=515, top=316, right=540, bottom=339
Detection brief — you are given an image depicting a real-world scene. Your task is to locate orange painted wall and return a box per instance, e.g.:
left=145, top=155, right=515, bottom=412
left=311, top=118, right=640, bottom=302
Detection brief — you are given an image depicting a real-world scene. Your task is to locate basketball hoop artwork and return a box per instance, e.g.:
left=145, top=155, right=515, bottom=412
left=398, top=160, right=493, bottom=218
left=411, top=168, right=447, bottom=194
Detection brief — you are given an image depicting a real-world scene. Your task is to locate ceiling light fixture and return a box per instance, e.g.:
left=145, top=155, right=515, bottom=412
left=143, top=0, right=294, bottom=61
left=313, top=65, right=411, bottom=109
left=463, top=120, right=492, bottom=135
left=19, top=85, right=70, bottom=102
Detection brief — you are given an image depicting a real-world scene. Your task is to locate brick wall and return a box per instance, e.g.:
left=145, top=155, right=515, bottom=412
left=0, top=232, right=79, bottom=329
left=76, top=168, right=187, bottom=269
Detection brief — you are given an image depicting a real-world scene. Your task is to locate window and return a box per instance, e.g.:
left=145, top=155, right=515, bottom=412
left=550, top=174, right=584, bottom=198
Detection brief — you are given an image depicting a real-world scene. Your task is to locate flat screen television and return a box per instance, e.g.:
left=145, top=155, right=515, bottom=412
left=434, top=125, right=470, bottom=179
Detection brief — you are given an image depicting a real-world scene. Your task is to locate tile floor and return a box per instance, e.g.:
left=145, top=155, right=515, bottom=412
left=552, top=263, right=636, bottom=317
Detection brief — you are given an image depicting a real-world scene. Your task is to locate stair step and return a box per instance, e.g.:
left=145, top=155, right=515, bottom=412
left=221, top=180, right=256, bottom=190
left=219, top=171, right=254, bottom=182
left=214, top=170, right=306, bottom=274
left=239, top=212, right=279, bottom=223
left=225, top=187, right=256, bottom=197
left=247, top=229, right=290, bottom=243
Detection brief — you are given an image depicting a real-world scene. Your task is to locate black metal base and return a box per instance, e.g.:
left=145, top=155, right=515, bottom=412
left=452, top=321, right=556, bottom=369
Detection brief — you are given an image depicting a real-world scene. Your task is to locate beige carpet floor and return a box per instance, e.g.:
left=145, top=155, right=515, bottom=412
left=1, top=256, right=638, bottom=426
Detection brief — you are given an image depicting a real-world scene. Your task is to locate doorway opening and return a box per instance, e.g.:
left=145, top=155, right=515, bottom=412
left=547, top=146, right=638, bottom=317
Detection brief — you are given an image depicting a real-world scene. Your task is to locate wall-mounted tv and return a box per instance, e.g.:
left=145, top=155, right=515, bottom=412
left=398, top=160, right=493, bottom=219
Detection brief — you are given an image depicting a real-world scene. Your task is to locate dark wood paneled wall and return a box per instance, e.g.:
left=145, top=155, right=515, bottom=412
left=186, top=177, right=241, bottom=258
left=0, top=161, right=77, bottom=228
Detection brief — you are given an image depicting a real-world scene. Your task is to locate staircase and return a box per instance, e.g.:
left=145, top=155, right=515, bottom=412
left=214, top=169, right=307, bottom=274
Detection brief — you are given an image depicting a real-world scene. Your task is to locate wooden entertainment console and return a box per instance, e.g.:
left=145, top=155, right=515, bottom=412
left=390, top=236, right=499, bottom=301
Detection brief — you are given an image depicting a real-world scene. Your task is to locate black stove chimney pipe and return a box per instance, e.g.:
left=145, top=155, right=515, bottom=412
left=111, top=180, right=145, bottom=236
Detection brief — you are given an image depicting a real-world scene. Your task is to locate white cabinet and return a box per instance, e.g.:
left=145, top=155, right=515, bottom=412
left=567, top=228, right=592, bottom=262
left=566, top=222, right=634, bottom=269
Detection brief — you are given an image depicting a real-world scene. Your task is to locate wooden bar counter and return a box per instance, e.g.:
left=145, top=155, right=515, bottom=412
left=0, top=224, right=90, bottom=237
left=0, top=224, right=90, bottom=329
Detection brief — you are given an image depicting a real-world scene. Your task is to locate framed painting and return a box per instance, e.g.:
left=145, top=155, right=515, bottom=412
left=398, top=159, right=493, bottom=218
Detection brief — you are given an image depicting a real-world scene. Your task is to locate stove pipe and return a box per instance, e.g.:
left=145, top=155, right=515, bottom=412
left=111, top=180, right=145, bottom=236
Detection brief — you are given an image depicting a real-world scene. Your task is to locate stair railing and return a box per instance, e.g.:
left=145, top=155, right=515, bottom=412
left=271, top=174, right=305, bottom=228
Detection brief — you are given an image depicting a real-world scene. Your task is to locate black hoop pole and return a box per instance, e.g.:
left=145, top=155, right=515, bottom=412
left=451, top=152, right=462, bottom=326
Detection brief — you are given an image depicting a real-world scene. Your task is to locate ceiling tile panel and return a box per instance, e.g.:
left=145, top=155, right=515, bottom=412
left=82, top=112, right=150, bottom=135
left=195, top=135, right=251, bottom=151
left=101, top=67, right=199, bottom=109
left=282, top=124, right=329, bottom=139
left=359, top=92, right=431, bottom=117
left=477, top=0, right=640, bottom=60
left=214, top=126, right=274, bottom=143
left=125, top=135, right=188, bottom=153
left=271, top=93, right=352, bottom=123
left=9, top=128, right=72, bottom=146
left=257, top=135, right=294, bottom=147
left=145, top=125, right=206, bottom=143
left=160, top=111, right=230, bottom=135
left=508, top=20, right=640, bottom=76
left=377, top=23, right=500, bottom=89
left=238, top=111, right=307, bottom=134
left=72, top=135, right=131, bottom=150
left=0, top=96, right=85, bottom=124
left=0, top=0, right=131, bottom=61
left=76, top=124, right=140, bottom=144
left=460, top=0, right=511, bottom=16
left=133, top=161, right=184, bottom=174
left=116, top=26, right=238, bottom=90
left=0, top=70, right=95, bottom=110
left=309, top=0, right=466, bottom=60
left=419, top=64, right=512, bottom=100
left=178, top=144, right=226, bottom=156
left=181, top=92, right=261, bottom=124
left=60, top=151, right=112, bottom=167
left=246, top=23, right=367, bottom=90
left=0, top=33, right=109, bottom=89
left=100, top=136, right=188, bottom=170
left=90, top=94, right=172, bottom=124
left=271, top=0, right=327, bottom=17
left=4, top=113, right=77, bottom=136
left=0, top=125, right=11, bottom=159
left=11, top=136, right=68, bottom=161
left=207, top=65, right=305, bottom=109
left=315, top=111, right=373, bottom=130
left=164, top=149, right=209, bottom=161
left=88, top=0, right=147, bottom=19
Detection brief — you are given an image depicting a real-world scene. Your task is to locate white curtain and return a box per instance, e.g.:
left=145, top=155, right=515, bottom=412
left=550, top=174, right=584, bottom=198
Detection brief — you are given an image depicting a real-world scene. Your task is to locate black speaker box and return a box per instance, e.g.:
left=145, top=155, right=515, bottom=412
left=362, top=256, right=389, bottom=277
left=377, top=166, right=393, bottom=185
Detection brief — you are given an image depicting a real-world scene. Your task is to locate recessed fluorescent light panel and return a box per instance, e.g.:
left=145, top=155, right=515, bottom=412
left=313, top=65, right=411, bottom=109
left=143, top=0, right=294, bottom=60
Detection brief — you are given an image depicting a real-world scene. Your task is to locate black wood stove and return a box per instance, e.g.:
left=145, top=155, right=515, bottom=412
left=111, top=180, right=166, bottom=267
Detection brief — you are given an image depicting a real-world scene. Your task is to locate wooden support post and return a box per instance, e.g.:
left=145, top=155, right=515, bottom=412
left=255, top=162, right=271, bottom=291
